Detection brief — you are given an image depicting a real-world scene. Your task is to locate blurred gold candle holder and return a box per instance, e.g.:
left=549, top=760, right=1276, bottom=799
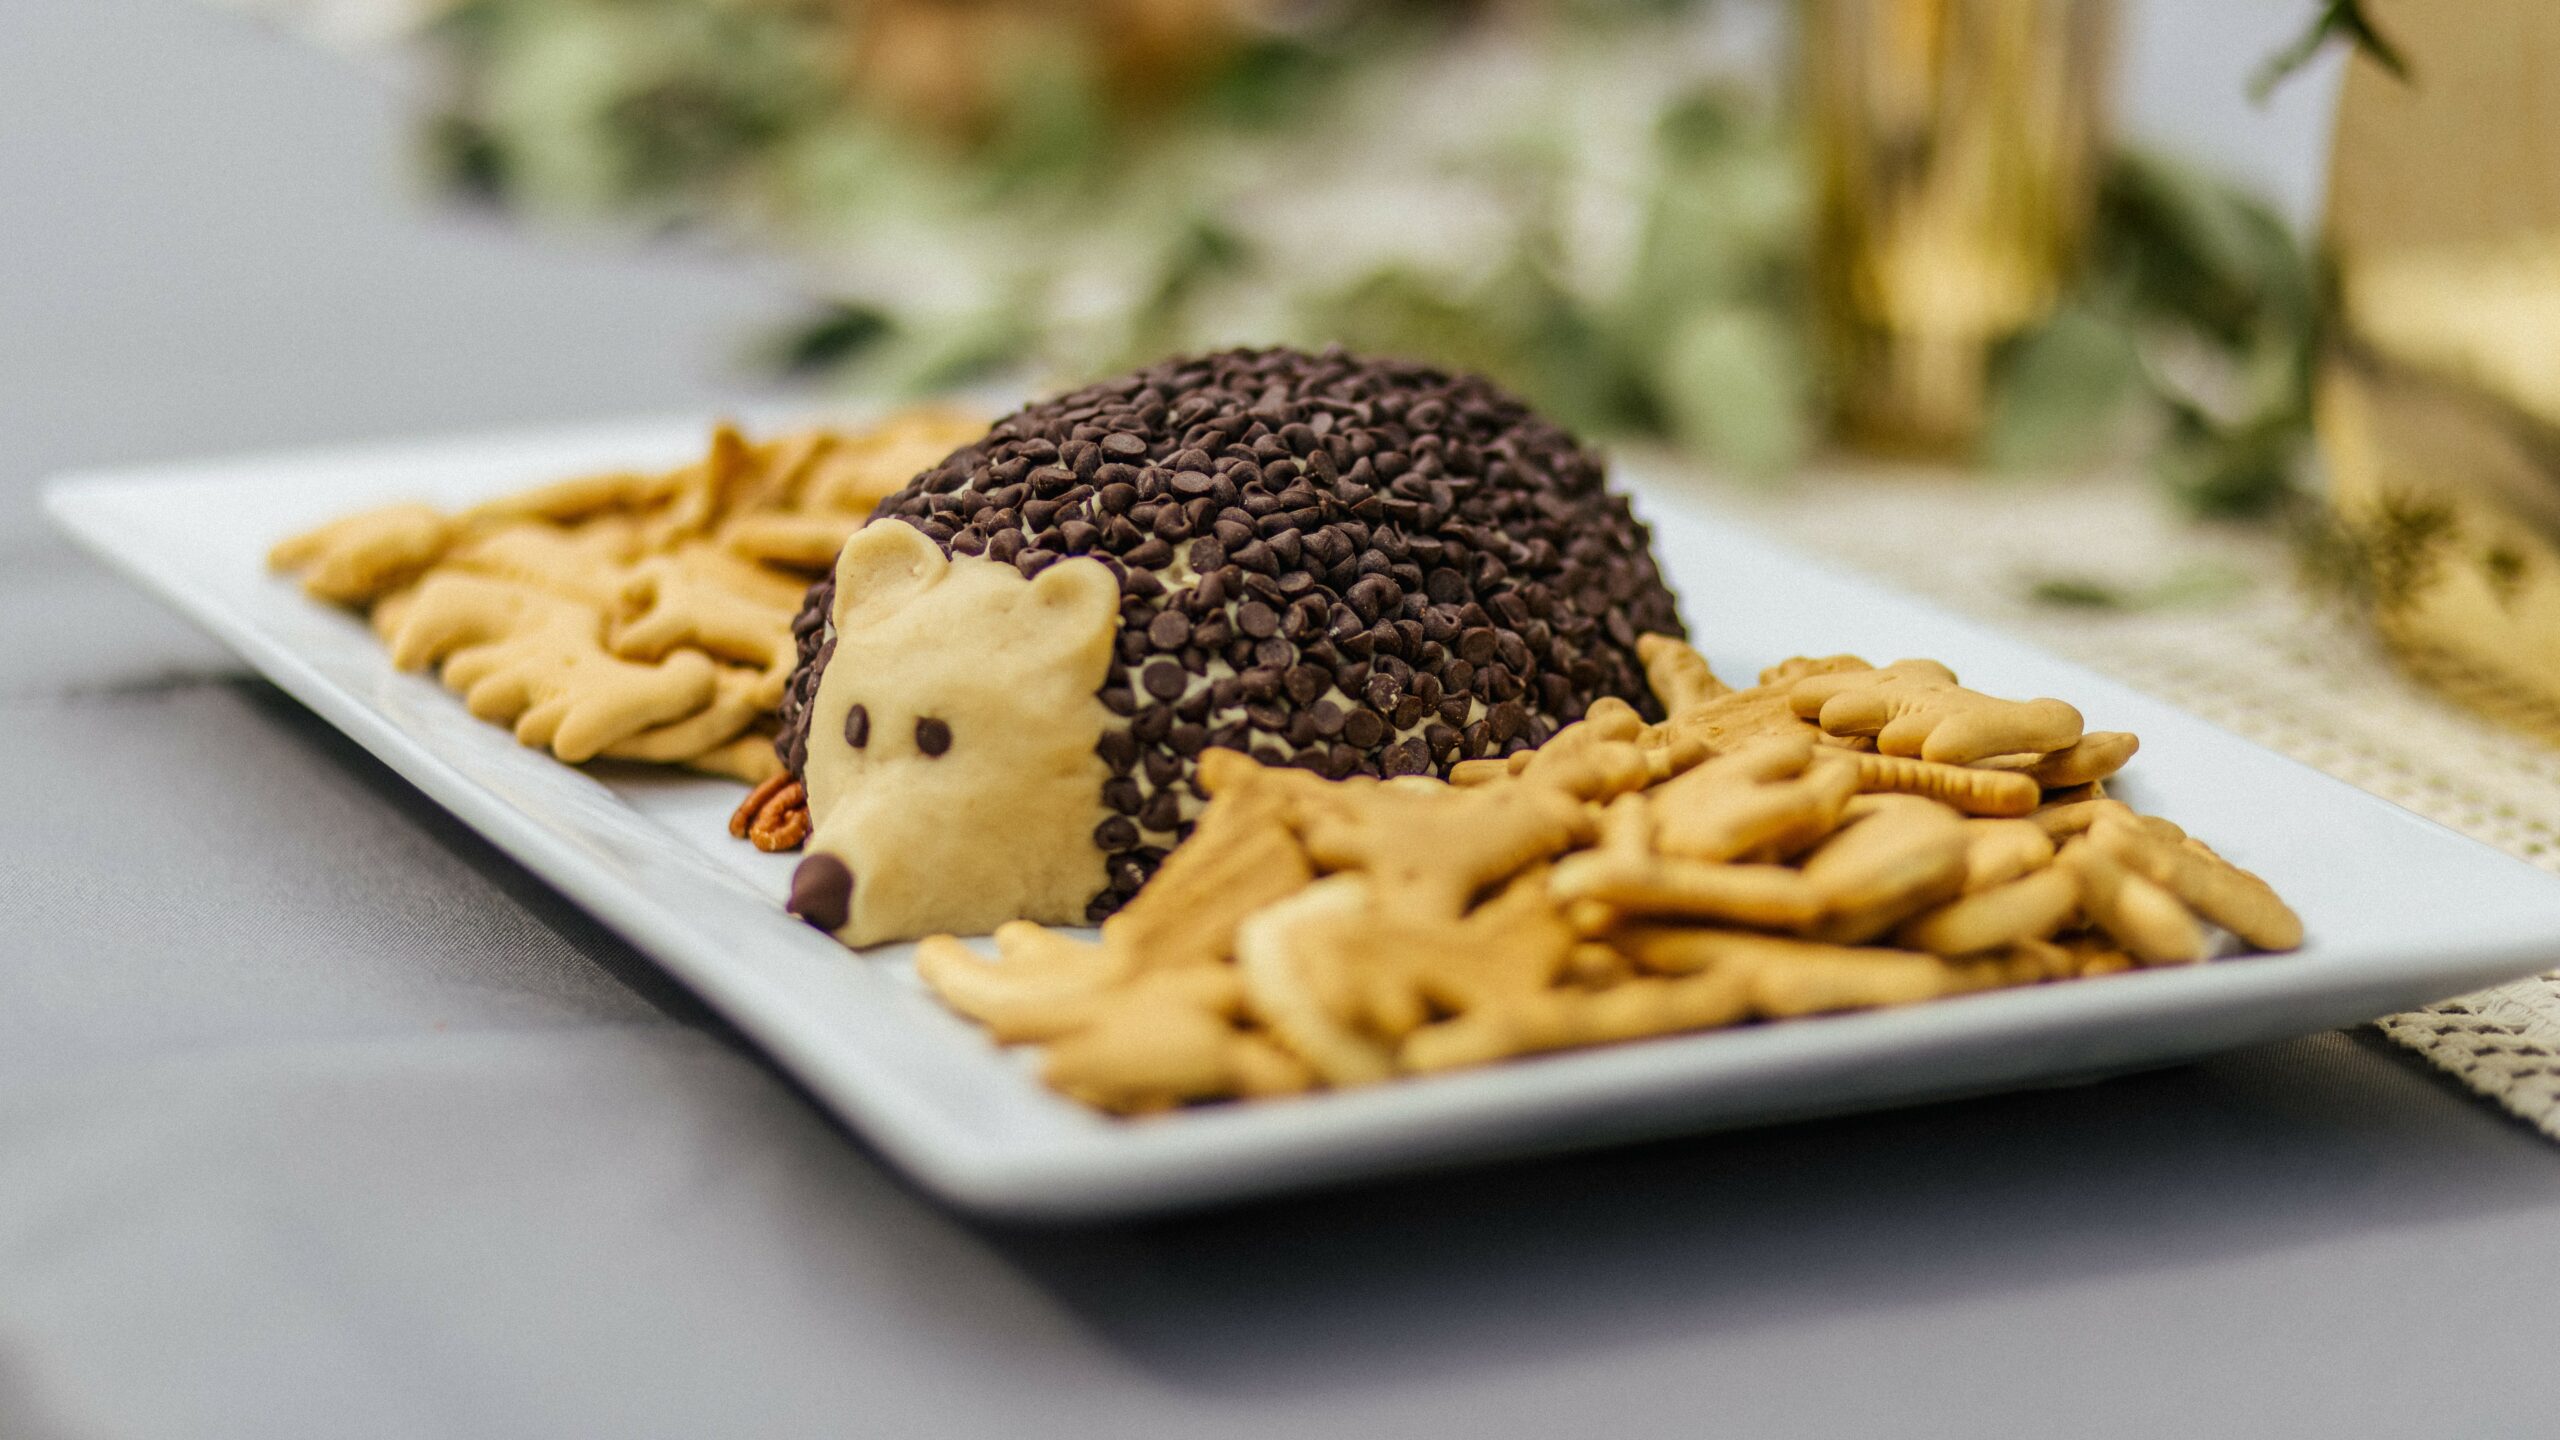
left=1806, top=0, right=2115, bottom=459
left=2318, top=0, right=2560, bottom=744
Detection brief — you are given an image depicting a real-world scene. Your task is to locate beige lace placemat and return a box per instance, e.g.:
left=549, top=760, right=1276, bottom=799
left=1690, top=461, right=2560, bottom=1137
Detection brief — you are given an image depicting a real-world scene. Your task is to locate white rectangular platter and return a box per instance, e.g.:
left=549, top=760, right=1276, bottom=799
left=48, top=417, right=2560, bottom=1220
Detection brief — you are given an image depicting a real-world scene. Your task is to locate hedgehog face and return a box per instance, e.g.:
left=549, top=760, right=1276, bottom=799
left=790, top=519, right=1120, bottom=946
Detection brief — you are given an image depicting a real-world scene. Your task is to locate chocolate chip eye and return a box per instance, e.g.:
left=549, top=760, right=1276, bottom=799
left=844, top=703, right=870, bottom=748
left=914, top=717, right=951, bottom=757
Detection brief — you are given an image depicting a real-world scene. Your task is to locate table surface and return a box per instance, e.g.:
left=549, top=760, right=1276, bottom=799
left=10, top=3, right=2560, bottom=1436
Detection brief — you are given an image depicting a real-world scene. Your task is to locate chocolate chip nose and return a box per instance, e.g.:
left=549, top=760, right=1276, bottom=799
left=788, top=853, right=853, bottom=933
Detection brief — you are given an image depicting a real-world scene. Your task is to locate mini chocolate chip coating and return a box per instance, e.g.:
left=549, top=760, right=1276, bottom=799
left=788, top=853, right=853, bottom=932
left=775, top=344, right=1685, bottom=921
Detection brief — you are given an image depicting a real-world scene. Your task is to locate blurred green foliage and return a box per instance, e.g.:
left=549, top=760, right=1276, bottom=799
left=2025, top=557, right=2254, bottom=613
left=2251, top=0, right=2409, bottom=100
left=423, top=0, right=2325, bottom=521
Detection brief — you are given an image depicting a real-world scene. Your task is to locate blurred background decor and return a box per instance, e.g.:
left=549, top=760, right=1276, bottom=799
left=363, top=0, right=2317, bottom=507
left=110, top=0, right=2560, bottom=1148
left=2316, top=0, right=2560, bottom=743
left=1806, top=0, right=2113, bottom=459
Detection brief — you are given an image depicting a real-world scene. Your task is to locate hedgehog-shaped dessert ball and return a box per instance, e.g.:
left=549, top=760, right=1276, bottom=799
left=776, top=345, right=1686, bottom=946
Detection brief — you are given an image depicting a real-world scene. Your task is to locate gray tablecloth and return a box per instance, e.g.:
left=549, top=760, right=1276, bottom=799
left=11, top=3, right=2560, bottom=1436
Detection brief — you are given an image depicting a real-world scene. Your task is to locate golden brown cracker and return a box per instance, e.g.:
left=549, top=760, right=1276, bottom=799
left=1851, top=752, right=2041, bottom=817
left=1651, top=736, right=1860, bottom=863
left=267, top=503, right=456, bottom=605
left=274, top=414, right=990, bottom=782
left=2086, top=812, right=2303, bottom=952
left=1100, top=749, right=1315, bottom=971
left=1789, top=659, right=2084, bottom=765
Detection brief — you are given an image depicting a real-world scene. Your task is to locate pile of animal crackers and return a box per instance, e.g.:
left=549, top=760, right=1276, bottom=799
left=915, top=635, right=2303, bottom=1114
left=268, top=412, right=984, bottom=787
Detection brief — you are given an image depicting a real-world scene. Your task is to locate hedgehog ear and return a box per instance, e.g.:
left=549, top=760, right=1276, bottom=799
left=1025, top=556, right=1118, bottom=639
left=831, top=519, right=945, bottom=630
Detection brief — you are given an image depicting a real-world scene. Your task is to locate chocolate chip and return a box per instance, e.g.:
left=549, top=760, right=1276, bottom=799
left=788, top=854, right=853, bottom=932
left=1101, top=432, right=1146, bottom=457
left=1284, top=664, right=1330, bottom=705
left=1095, top=816, right=1141, bottom=851
left=1139, top=790, right=1182, bottom=832
left=1103, top=776, right=1142, bottom=814
left=1540, top=672, right=1574, bottom=713
left=1142, top=661, right=1187, bottom=701
left=1342, top=707, right=1387, bottom=748
left=915, top=717, right=951, bottom=756
left=843, top=703, right=869, bottom=748
left=1348, top=574, right=1400, bottom=622
left=1148, top=610, right=1192, bottom=650
left=1109, top=855, right=1148, bottom=893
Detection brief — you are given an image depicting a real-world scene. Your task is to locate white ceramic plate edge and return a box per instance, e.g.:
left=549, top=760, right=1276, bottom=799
left=45, top=428, right=2560, bottom=1220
